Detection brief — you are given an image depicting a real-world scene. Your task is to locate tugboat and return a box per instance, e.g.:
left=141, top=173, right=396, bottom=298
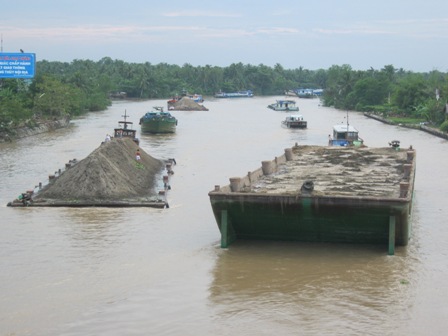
left=328, top=124, right=363, bottom=146
left=328, top=112, right=363, bottom=147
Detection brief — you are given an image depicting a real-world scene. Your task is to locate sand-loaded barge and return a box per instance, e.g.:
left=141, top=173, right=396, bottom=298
left=209, top=144, right=416, bottom=255
left=7, top=137, right=175, bottom=208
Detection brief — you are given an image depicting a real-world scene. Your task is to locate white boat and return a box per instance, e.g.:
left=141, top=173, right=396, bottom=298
left=296, top=88, right=316, bottom=98
left=215, top=90, right=254, bottom=98
left=284, top=90, right=297, bottom=97
left=281, top=114, right=307, bottom=128
left=328, top=124, right=363, bottom=146
left=268, top=99, right=299, bottom=111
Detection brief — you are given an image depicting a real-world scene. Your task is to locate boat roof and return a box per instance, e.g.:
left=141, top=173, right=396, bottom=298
left=277, top=100, right=296, bottom=103
left=287, top=114, right=303, bottom=118
left=333, top=124, right=358, bottom=133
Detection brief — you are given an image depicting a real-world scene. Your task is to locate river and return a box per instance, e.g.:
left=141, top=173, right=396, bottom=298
left=1, top=97, right=447, bottom=336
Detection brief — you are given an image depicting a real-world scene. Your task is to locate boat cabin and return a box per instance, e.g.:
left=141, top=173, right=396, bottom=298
left=268, top=99, right=299, bottom=111
left=282, top=114, right=307, bottom=128
left=114, top=110, right=139, bottom=144
left=285, top=114, right=304, bottom=122
left=329, top=124, right=362, bottom=146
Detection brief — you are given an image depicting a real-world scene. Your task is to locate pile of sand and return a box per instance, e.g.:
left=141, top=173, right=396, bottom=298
left=170, top=97, right=208, bottom=111
left=34, top=137, right=164, bottom=201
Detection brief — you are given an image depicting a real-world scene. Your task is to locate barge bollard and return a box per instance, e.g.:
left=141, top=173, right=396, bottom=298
left=399, top=182, right=409, bottom=198
left=285, top=148, right=293, bottom=161
left=403, top=164, right=412, bottom=179
left=229, top=177, right=241, bottom=192
left=262, top=160, right=273, bottom=175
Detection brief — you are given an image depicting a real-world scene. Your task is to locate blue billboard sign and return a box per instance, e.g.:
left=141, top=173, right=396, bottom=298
left=0, top=53, right=36, bottom=79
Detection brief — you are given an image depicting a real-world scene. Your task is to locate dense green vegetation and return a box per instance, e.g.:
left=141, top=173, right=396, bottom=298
left=1, top=58, right=447, bottom=135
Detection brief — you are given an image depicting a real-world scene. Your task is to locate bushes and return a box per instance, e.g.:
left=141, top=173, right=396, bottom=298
left=440, top=120, right=448, bottom=133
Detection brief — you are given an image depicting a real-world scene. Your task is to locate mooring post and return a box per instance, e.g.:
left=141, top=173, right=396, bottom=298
left=221, top=210, right=229, bottom=248
left=388, top=216, right=396, bottom=255
left=284, top=148, right=293, bottom=161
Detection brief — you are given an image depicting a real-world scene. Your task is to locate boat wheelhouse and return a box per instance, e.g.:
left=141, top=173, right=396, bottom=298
left=114, top=110, right=139, bottom=144
left=329, top=124, right=363, bottom=146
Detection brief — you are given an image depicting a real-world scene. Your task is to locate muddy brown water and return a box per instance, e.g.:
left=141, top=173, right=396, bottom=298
left=1, top=97, right=447, bottom=336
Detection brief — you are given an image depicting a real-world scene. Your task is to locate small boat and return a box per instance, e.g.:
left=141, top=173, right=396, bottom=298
left=296, top=88, right=315, bottom=98
left=139, top=107, right=178, bottom=134
left=268, top=99, right=299, bottom=111
left=215, top=90, right=254, bottom=98
left=328, top=124, right=363, bottom=146
left=284, top=90, right=297, bottom=97
left=188, top=93, right=204, bottom=103
left=113, top=110, right=139, bottom=144
left=281, top=114, right=307, bottom=129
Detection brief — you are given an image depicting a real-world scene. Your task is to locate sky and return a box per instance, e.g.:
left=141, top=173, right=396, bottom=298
left=1, top=0, right=447, bottom=72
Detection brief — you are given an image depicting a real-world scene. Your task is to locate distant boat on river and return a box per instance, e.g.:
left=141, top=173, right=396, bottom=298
left=215, top=90, right=254, bottom=98
left=139, top=107, right=178, bottom=134
left=296, top=88, right=316, bottom=98
left=281, top=114, right=307, bottom=129
left=268, top=99, right=299, bottom=111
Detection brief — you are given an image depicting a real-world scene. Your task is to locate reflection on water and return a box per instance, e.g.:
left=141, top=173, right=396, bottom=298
left=209, top=241, right=417, bottom=335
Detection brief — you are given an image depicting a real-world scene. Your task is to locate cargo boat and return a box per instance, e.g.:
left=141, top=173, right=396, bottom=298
left=208, top=144, right=416, bottom=254
left=139, top=106, right=178, bottom=134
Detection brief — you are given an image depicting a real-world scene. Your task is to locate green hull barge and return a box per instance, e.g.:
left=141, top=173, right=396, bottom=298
left=139, top=106, right=177, bottom=134
left=209, top=144, right=416, bottom=255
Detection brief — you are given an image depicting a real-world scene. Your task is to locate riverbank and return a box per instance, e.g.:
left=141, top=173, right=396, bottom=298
left=0, top=116, right=71, bottom=142
left=364, top=112, right=448, bottom=140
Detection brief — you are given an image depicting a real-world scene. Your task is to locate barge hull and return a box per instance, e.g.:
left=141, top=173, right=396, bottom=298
left=210, top=195, right=411, bottom=247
